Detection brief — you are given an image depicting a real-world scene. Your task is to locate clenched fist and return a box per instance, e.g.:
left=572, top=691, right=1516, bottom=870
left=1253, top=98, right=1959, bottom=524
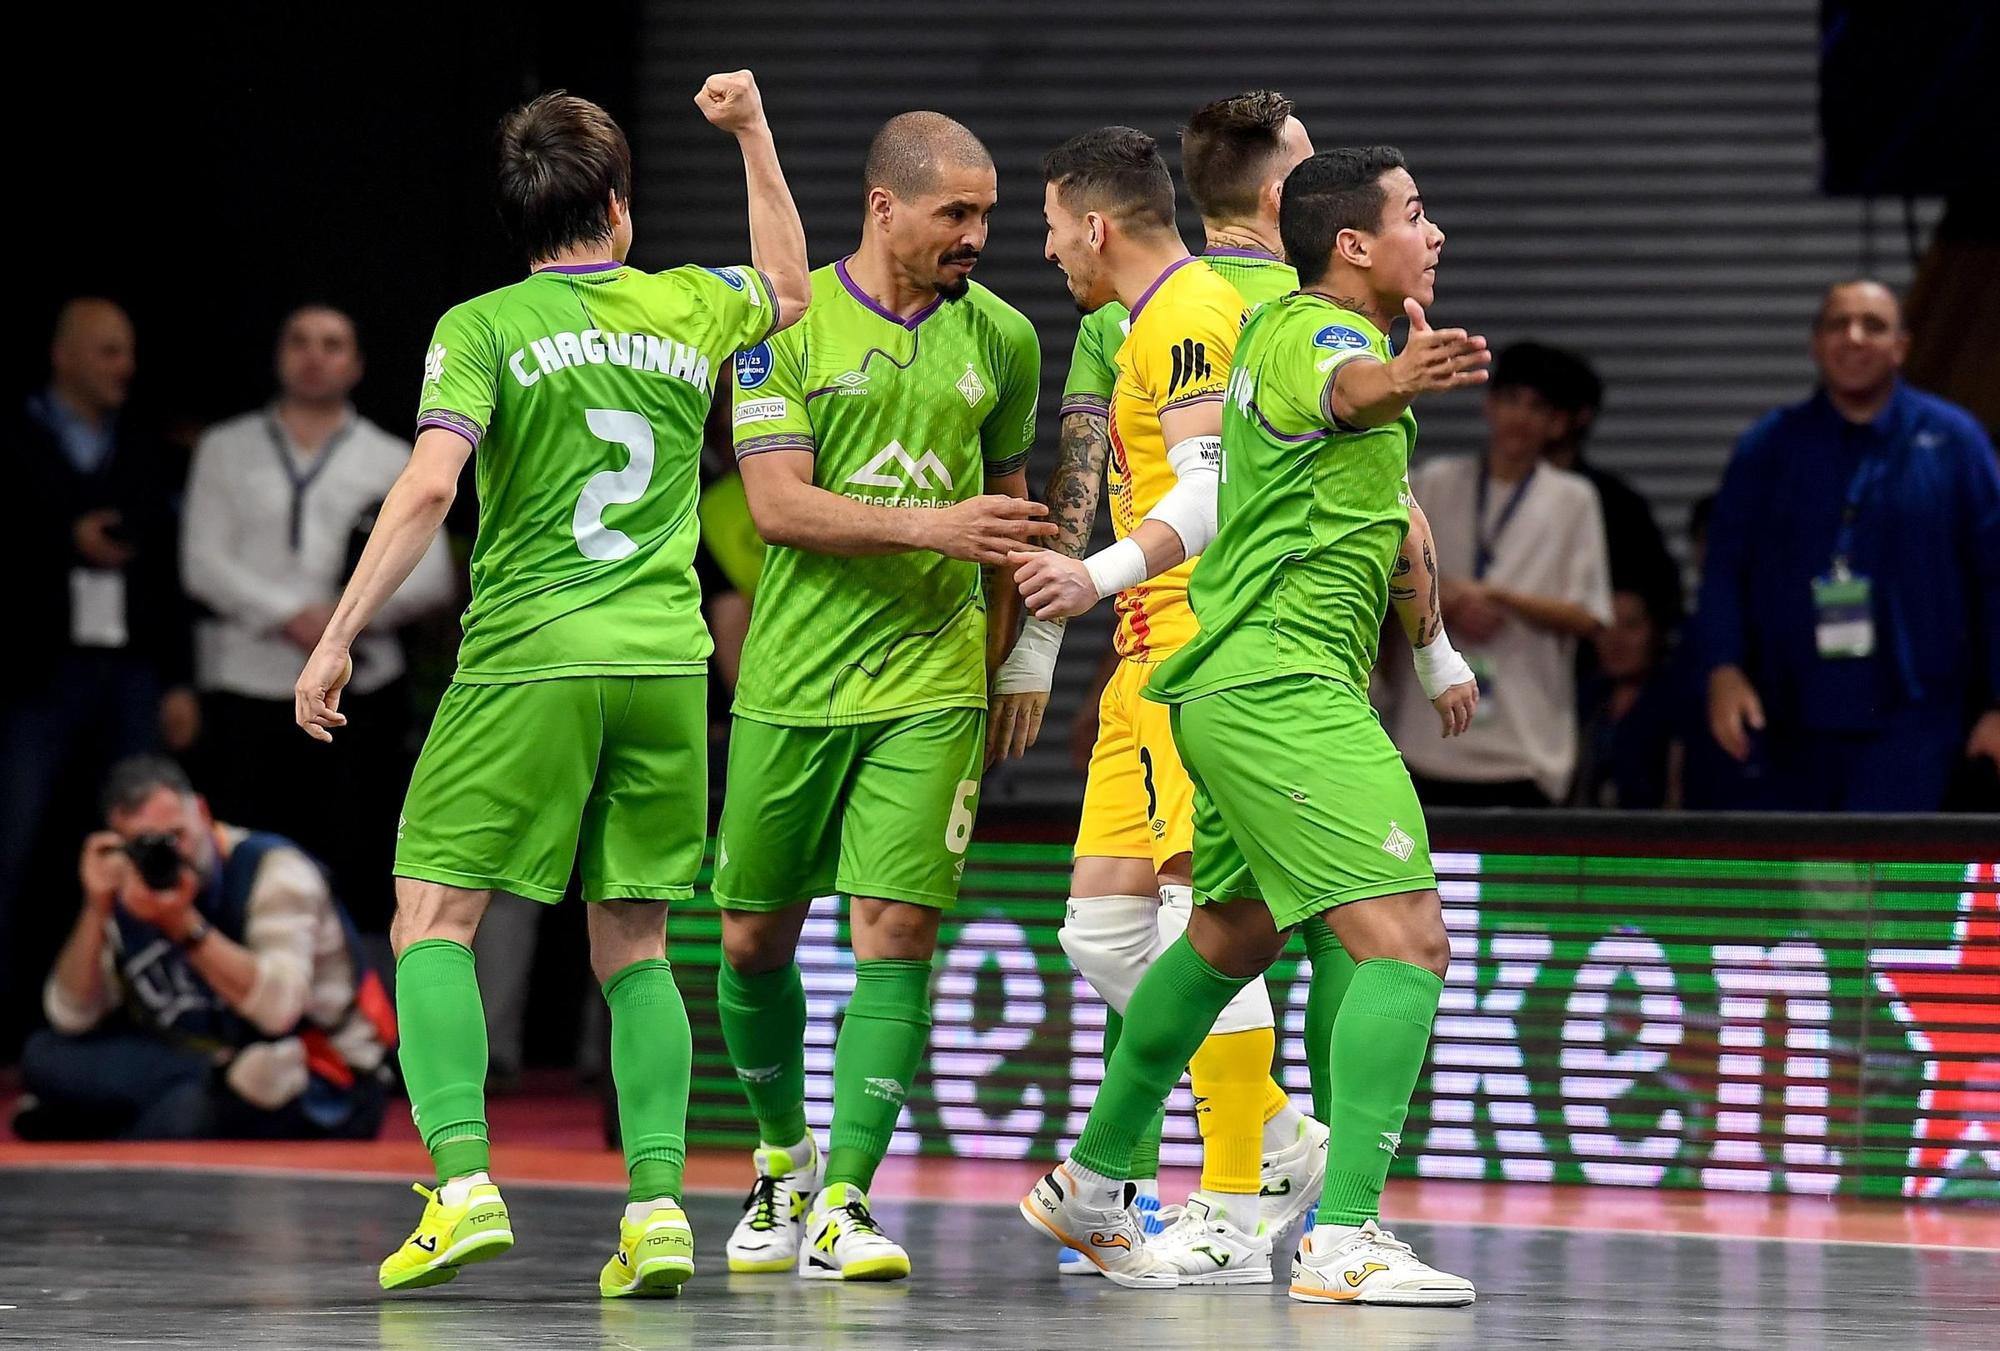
left=695, top=70, right=767, bottom=136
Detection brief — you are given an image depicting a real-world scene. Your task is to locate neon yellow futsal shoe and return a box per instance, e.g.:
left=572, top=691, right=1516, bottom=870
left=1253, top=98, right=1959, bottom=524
left=599, top=1199, right=696, bottom=1298
left=378, top=1174, right=514, bottom=1291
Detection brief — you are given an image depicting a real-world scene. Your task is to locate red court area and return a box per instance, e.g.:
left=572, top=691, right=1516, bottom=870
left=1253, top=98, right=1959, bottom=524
left=4, top=1077, right=1992, bottom=1254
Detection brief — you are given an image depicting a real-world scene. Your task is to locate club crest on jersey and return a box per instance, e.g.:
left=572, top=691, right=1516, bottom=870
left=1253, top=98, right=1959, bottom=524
left=1382, top=822, right=1416, bottom=862
left=1314, top=325, right=1371, bottom=352
left=737, top=343, right=773, bottom=389
left=956, top=363, right=987, bottom=407
left=423, top=344, right=446, bottom=386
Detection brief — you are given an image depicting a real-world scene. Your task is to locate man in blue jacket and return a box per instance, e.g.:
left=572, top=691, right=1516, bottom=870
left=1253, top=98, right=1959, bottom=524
left=1700, top=279, right=2000, bottom=810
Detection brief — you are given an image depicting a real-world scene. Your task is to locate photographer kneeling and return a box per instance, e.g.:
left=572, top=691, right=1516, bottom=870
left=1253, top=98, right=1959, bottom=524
left=14, top=755, right=394, bottom=1140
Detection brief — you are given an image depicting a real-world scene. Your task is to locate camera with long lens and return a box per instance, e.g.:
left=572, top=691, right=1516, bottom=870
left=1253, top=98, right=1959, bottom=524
left=122, top=833, right=186, bottom=891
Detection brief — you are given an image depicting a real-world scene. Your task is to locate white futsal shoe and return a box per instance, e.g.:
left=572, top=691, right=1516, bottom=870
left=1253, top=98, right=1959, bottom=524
left=725, top=1140, right=822, bottom=1274
left=1020, top=1165, right=1179, bottom=1288
left=1146, top=1191, right=1272, bottom=1285
left=1260, top=1115, right=1331, bottom=1236
left=1289, top=1219, right=1475, bottom=1306
left=799, top=1183, right=910, bottom=1281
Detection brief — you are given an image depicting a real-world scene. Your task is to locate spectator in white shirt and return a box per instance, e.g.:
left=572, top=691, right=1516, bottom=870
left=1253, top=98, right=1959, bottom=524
left=1382, top=370, right=1614, bottom=805
left=181, top=306, right=454, bottom=928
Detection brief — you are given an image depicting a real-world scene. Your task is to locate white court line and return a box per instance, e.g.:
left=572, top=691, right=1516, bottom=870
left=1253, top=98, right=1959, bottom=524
left=5, top=1158, right=1994, bottom=1255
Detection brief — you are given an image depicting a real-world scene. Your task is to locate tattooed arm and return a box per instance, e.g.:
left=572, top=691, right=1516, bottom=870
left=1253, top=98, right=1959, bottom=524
left=989, top=400, right=1112, bottom=762
left=1394, top=497, right=1477, bottom=737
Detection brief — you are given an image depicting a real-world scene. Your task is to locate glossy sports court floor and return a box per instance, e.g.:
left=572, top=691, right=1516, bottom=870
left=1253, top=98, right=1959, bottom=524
left=2, top=1146, right=1994, bottom=1350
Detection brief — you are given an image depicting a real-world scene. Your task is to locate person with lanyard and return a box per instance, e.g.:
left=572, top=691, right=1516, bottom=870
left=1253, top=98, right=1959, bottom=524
left=1381, top=347, right=1613, bottom=806
left=181, top=304, right=455, bottom=930
left=1700, top=279, right=2000, bottom=811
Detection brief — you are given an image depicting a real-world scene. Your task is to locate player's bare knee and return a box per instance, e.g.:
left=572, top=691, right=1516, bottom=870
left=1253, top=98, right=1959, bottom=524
left=586, top=900, right=666, bottom=984
left=850, top=897, right=940, bottom=962
left=389, top=880, right=486, bottom=955
left=1187, top=899, right=1284, bottom=978
left=719, top=906, right=807, bottom=974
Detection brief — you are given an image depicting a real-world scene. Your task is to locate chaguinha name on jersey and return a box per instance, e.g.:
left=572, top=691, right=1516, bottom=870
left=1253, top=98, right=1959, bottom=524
left=507, top=328, right=717, bottom=391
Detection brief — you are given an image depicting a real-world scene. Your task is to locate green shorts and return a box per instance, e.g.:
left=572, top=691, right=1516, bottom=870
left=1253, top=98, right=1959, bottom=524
left=713, top=706, right=985, bottom=911
left=1170, top=673, right=1435, bottom=929
left=395, top=675, right=707, bottom=904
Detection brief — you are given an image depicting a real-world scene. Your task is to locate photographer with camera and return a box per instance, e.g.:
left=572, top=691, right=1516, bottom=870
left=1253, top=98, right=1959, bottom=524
left=13, top=756, right=395, bottom=1141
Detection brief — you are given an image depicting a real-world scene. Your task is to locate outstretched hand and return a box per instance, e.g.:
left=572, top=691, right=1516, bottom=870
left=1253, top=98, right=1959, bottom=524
left=1392, top=299, right=1491, bottom=395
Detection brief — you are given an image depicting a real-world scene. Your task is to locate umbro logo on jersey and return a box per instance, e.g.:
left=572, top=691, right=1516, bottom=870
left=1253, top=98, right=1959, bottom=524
left=1167, top=338, right=1211, bottom=396
left=848, top=440, right=955, bottom=493
left=1382, top=823, right=1416, bottom=862
left=956, top=363, right=987, bottom=407
left=863, top=1076, right=906, bottom=1103
left=833, top=368, right=869, bottom=393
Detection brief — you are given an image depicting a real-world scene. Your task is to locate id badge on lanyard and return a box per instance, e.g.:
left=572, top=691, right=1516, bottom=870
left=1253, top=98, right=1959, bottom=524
left=1815, top=452, right=1879, bottom=661
left=1813, top=560, right=1874, bottom=659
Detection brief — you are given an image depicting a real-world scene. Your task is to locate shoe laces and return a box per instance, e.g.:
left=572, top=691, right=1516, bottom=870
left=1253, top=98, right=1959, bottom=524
left=741, top=1175, right=783, bottom=1233
left=838, top=1199, right=885, bottom=1236
left=1359, top=1222, right=1416, bottom=1259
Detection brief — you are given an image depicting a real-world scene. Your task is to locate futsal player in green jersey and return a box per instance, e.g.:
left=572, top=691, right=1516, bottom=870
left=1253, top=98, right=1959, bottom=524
left=712, top=112, right=1050, bottom=1282
left=1020, top=147, right=1488, bottom=1301
left=294, top=75, right=810, bottom=1297
left=994, top=91, right=1332, bottom=1281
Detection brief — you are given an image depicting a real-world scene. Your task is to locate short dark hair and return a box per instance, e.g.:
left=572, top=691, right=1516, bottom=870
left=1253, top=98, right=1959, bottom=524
left=1042, top=127, right=1177, bottom=233
left=102, top=754, right=193, bottom=819
left=1181, top=91, right=1293, bottom=222
left=1492, top=341, right=1603, bottom=415
left=1279, top=146, right=1408, bottom=286
left=495, top=92, right=632, bottom=264
left=864, top=111, right=992, bottom=199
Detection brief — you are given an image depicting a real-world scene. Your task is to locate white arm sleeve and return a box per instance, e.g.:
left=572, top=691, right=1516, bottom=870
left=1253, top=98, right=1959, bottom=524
left=1143, top=434, right=1221, bottom=557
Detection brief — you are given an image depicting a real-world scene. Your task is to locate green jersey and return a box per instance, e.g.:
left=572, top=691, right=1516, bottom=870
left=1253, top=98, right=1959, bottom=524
left=418, top=261, right=777, bottom=683
left=730, top=259, right=1041, bottom=726
left=1060, top=248, right=1296, bottom=414
left=1147, top=294, right=1414, bottom=704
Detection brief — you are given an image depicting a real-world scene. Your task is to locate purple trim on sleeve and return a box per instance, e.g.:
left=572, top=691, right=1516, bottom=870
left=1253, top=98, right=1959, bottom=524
left=1204, top=246, right=1284, bottom=263
left=836, top=256, right=942, bottom=330
left=1250, top=402, right=1328, bottom=445
left=734, top=435, right=815, bottom=460
left=1319, top=352, right=1383, bottom=432
left=753, top=268, right=782, bottom=340
left=1059, top=396, right=1111, bottom=419
left=534, top=260, right=625, bottom=275
left=1128, top=255, right=1200, bottom=324
left=417, top=411, right=483, bottom=449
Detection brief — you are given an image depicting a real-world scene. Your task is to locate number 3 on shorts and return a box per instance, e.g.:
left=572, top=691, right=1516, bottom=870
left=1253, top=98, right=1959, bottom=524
left=573, top=408, right=655, bottom=561
left=944, top=779, right=977, bottom=855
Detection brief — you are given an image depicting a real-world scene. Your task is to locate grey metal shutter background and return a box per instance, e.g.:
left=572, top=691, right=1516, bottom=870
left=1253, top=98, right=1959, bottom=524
left=636, top=0, right=1936, bottom=806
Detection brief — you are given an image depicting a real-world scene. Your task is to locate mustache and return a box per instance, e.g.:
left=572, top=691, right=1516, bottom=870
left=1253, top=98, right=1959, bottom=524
left=940, top=248, right=981, bottom=266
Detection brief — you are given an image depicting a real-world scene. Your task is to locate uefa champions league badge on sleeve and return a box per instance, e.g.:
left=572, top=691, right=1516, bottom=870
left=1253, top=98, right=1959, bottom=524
left=738, top=343, right=773, bottom=390
left=1313, top=325, right=1371, bottom=352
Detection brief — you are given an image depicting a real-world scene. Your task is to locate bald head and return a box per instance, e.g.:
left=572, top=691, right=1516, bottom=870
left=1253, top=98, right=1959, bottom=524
left=1815, top=278, right=1903, bottom=331
left=864, top=111, right=993, bottom=200
left=50, top=298, right=135, bottom=417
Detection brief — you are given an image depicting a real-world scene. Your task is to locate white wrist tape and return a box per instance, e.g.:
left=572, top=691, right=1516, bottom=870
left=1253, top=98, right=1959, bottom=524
left=995, top=615, right=1064, bottom=695
left=1083, top=536, right=1149, bottom=600
left=1411, top=628, right=1476, bottom=701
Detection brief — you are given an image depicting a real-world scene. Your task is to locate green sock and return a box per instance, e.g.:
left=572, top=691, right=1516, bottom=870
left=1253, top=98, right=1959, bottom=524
left=394, top=939, right=490, bottom=1184
left=1073, top=937, right=1249, bottom=1179
left=717, top=961, right=810, bottom=1146
left=1318, top=958, right=1444, bottom=1226
left=604, top=957, right=692, bottom=1204
left=1301, top=921, right=1357, bottom=1125
left=825, top=958, right=933, bottom=1191
left=1102, top=1008, right=1165, bottom=1178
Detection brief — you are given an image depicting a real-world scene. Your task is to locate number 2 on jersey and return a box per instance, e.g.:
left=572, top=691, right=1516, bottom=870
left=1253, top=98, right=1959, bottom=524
left=572, top=408, right=655, bottom=561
